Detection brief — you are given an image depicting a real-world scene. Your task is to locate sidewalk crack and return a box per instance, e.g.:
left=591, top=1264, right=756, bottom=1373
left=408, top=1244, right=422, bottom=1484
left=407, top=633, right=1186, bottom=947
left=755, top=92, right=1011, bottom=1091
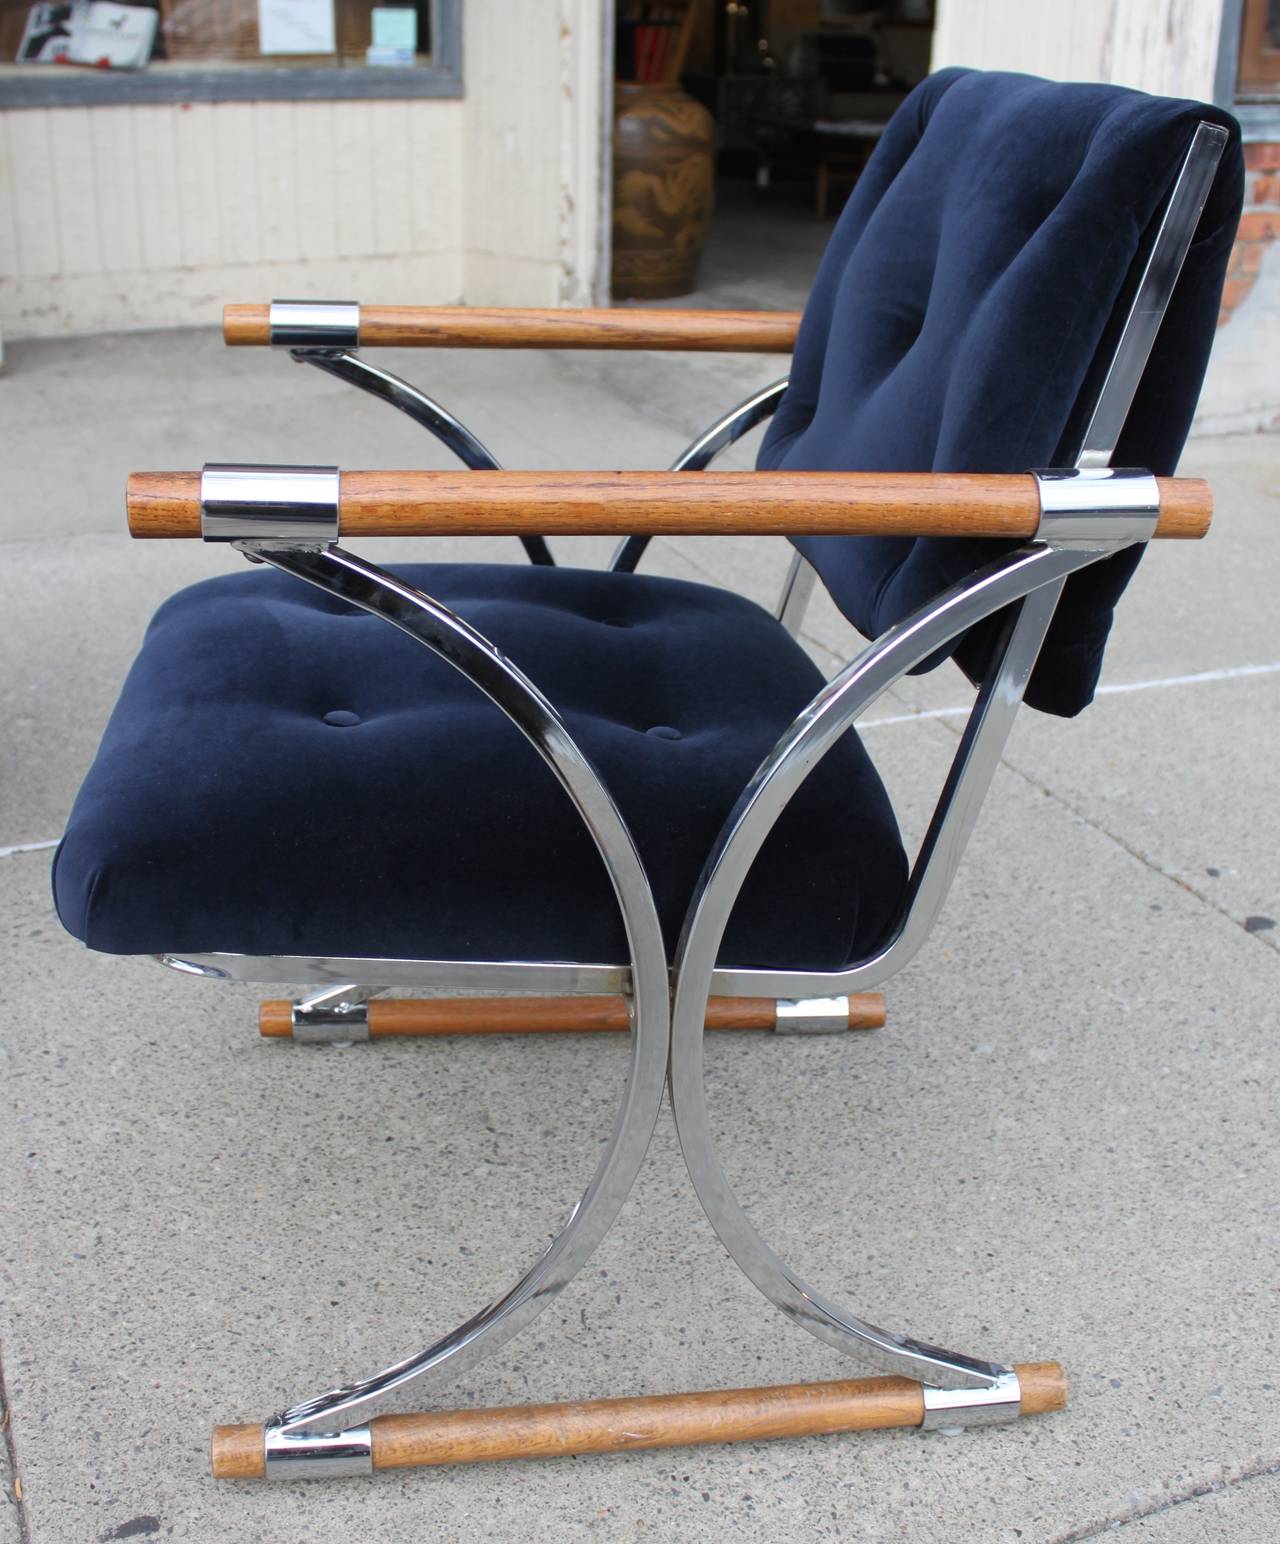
left=1050, top=1454, right=1280, bottom=1540
left=999, top=750, right=1280, bottom=959
left=923, top=710, right=1280, bottom=961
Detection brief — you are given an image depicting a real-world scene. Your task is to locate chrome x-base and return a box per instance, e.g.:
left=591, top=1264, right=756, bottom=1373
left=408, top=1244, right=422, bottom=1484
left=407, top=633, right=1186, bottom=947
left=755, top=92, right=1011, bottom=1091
left=157, top=468, right=1154, bottom=1455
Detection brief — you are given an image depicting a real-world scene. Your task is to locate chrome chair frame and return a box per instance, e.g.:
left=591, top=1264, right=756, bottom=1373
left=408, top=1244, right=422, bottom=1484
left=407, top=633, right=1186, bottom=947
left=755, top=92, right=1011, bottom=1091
left=146, top=122, right=1224, bottom=1470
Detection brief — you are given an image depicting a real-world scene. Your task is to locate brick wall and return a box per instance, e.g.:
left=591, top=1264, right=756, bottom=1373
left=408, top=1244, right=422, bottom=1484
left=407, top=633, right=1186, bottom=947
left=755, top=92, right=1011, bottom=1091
left=1219, top=142, right=1280, bottom=327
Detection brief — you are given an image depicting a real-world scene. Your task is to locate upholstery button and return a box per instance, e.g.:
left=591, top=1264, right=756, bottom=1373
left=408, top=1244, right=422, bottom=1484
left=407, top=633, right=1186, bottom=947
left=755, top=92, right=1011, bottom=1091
left=646, top=725, right=681, bottom=740
left=323, top=709, right=362, bottom=727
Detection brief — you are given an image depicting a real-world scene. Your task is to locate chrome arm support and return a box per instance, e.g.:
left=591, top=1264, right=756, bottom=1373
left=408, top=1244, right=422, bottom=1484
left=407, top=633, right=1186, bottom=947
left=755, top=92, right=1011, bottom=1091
left=667, top=378, right=791, bottom=476
left=293, top=349, right=502, bottom=475
left=285, top=335, right=555, bottom=567
left=233, top=542, right=670, bottom=1441
left=610, top=378, right=790, bottom=574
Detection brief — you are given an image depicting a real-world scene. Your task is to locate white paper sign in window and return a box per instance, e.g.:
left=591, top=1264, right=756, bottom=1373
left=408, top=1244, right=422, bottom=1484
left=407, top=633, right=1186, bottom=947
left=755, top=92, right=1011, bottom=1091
left=257, top=0, right=337, bottom=56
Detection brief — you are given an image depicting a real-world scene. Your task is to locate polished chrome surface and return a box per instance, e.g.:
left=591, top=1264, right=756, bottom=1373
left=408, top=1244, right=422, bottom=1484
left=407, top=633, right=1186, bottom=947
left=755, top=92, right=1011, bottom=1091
left=295, top=349, right=555, bottom=568
left=775, top=551, right=818, bottom=637
left=706, top=542, right=1102, bottom=1003
left=1034, top=467, right=1160, bottom=545
left=610, top=378, right=788, bottom=574
left=920, top=1371, right=1022, bottom=1431
left=669, top=539, right=1097, bottom=1388
left=669, top=378, right=790, bottom=474
left=295, top=350, right=499, bottom=473
left=1076, top=122, right=1228, bottom=468
left=773, top=995, right=849, bottom=1035
left=157, top=953, right=226, bottom=979
left=234, top=543, right=669, bottom=1436
left=201, top=463, right=340, bottom=545
left=157, top=951, right=630, bottom=994
left=710, top=464, right=1162, bottom=1008
left=870, top=579, right=1067, bottom=980
left=291, top=983, right=378, bottom=1044
left=263, top=1421, right=372, bottom=1479
left=268, top=299, right=360, bottom=351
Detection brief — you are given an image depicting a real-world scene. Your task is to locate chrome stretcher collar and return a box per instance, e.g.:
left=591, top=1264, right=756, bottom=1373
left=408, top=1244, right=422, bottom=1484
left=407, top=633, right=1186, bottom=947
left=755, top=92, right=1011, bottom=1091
left=201, top=464, right=340, bottom=545
left=269, top=299, right=360, bottom=351
left=773, top=996, right=849, bottom=1034
left=263, top=1421, right=373, bottom=1479
left=291, top=984, right=375, bottom=1044
left=920, top=1369, right=1022, bottom=1430
left=1032, top=466, right=1159, bottom=546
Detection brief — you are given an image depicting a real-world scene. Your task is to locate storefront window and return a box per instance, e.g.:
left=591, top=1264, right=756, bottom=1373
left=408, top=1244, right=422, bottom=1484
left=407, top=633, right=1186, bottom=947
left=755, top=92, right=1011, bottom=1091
left=0, top=0, right=461, bottom=104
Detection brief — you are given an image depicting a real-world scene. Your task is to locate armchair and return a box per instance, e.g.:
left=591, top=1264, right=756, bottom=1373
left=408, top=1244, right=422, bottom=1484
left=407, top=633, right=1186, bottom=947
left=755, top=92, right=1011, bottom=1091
left=53, top=69, right=1243, bottom=1480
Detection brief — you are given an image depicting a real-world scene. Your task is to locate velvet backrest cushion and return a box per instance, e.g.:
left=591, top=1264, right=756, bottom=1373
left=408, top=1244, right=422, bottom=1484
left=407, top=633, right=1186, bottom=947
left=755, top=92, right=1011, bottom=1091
left=758, top=68, right=1243, bottom=716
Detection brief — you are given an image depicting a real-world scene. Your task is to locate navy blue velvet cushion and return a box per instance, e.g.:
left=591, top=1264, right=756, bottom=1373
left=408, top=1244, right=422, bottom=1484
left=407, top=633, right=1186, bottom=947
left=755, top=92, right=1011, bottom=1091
left=760, top=68, right=1243, bottom=716
left=53, top=564, right=908, bottom=970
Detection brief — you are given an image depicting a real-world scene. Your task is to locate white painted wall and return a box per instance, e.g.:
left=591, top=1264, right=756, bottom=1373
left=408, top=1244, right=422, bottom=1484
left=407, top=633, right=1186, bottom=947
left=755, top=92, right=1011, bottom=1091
left=0, top=0, right=610, bottom=338
left=932, top=0, right=1280, bottom=435
left=931, top=0, right=1226, bottom=100
left=0, top=98, right=467, bottom=337
left=464, top=0, right=610, bottom=306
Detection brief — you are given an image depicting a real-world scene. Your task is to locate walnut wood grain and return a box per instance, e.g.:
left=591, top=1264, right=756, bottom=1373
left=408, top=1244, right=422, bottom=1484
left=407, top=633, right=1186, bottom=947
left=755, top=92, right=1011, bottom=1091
left=125, top=470, right=1212, bottom=541
left=258, top=994, right=886, bottom=1038
left=1015, top=1361, right=1069, bottom=1416
left=209, top=1363, right=1066, bottom=1477
left=369, top=1375, right=925, bottom=1468
left=222, top=303, right=801, bottom=352
left=209, top=1423, right=266, bottom=1480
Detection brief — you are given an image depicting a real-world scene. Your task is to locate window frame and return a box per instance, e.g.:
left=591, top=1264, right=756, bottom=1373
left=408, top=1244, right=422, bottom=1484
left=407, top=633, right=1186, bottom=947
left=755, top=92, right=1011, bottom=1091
left=0, top=0, right=462, bottom=108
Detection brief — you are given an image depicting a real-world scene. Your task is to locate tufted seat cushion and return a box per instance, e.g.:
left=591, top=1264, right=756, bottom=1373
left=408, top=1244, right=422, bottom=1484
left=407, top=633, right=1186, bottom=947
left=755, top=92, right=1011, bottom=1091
left=760, top=68, right=1242, bottom=717
left=53, top=563, right=908, bottom=971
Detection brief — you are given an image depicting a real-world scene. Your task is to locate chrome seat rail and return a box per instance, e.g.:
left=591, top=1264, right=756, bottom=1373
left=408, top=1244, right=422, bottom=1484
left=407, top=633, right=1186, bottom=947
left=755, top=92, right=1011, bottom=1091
left=158, top=951, right=630, bottom=994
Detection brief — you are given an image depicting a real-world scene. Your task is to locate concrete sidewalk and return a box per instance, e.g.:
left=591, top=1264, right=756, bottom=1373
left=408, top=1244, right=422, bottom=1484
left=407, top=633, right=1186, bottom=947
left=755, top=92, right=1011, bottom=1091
left=2, top=195, right=1279, bottom=1542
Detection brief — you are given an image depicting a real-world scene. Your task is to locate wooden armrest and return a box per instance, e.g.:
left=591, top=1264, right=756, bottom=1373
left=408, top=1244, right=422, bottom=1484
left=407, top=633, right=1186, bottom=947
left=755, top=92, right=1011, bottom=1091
left=126, top=469, right=1211, bottom=541
left=223, top=304, right=801, bottom=353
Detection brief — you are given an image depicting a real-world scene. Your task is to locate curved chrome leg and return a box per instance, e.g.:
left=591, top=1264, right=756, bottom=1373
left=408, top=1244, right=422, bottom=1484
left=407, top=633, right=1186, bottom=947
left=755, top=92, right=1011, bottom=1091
left=241, top=544, right=670, bottom=1436
left=295, top=349, right=555, bottom=567
left=669, top=543, right=1095, bottom=1391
